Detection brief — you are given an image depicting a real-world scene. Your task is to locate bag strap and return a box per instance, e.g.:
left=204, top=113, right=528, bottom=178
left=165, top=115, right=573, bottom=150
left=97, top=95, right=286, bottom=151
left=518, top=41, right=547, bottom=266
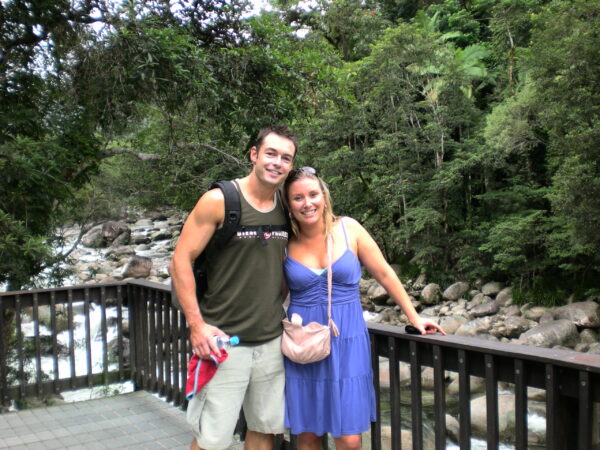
left=209, top=180, right=241, bottom=250
left=327, top=235, right=340, bottom=337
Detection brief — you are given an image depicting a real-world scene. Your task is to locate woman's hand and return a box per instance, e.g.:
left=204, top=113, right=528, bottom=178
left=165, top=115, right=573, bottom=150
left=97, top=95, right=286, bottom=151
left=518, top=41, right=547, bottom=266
left=411, top=317, right=446, bottom=336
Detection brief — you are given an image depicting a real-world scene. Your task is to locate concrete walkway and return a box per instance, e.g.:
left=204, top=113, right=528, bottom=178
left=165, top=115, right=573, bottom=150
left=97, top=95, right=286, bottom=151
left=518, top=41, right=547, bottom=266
left=0, top=391, right=242, bottom=449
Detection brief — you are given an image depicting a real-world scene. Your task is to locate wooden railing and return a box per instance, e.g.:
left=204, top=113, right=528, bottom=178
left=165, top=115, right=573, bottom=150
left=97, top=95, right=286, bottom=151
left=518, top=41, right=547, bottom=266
left=0, top=281, right=187, bottom=406
left=1, top=281, right=599, bottom=449
left=369, top=323, right=600, bottom=450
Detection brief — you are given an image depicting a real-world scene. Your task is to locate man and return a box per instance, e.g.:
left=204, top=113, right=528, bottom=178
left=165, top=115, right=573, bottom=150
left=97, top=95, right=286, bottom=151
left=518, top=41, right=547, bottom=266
left=170, top=125, right=297, bottom=450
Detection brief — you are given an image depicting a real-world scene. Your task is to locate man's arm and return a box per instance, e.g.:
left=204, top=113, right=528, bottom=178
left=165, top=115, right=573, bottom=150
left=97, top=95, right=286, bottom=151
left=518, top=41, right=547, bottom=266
left=169, top=188, right=227, bottom=357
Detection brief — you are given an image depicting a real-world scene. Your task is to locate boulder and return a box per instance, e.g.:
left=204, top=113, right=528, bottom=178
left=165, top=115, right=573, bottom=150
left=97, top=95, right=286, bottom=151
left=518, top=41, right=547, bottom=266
left=471, top=394, right=546, bottom=444
left=481, top=281, right=504, bottom=296
left=445, top=414, right=460, bottom=444
left=518, top=320, right=579, bottom=348
left=359, top=278, right=374, bottom=295
left=106, top=246, right=136, bottom=262
left=468, top=293, right=492, bottom=308
left=473, top=333, right=499, bottom=342
left=439, top=315, right=469, bottom=335
left=131, top=234, right=151, bottom=245
left=420, top=367, right=453, bottom=390
left=370, top=283, right=390, bottom=305
left=504, top=305, right=521, bottom=316
left=447, top=375, right=485, bottom=396
left=167, top=213, right=184, bottom=226
left=579, top=328, right=599, bottom=344
left=522, top=306, right=551, bottom=321
left=495, top=287, right=513, bottom=306
left=443, top=282, right=470, bottom=301
left=102, top=221, right=130, bottom=243
left=122, top=256, right=153, bottom=278
left=150, top=230, right=173, bottom=241
left=553, top=301, right=600, bottom=328
left=539, top=311, right=555, bottom=324
left=148, top=210, right=171, bottom=221
left=421, top=306, right=439, bottom=317
left=81, top=225, right=104, bottom=248
left=112, top=231, right=131, bottom=246
left=503, top=316, right=533, bottom=338
left=377, top=359, right=412, bottom=389
left=527, top=387, right=546, bottom=402
left=470, top=394, right=516, bottom=441
left=471, top=300, right=500, bottom=318
left=376, top=427, right=434, bottom=450
left=455, top=317, right=493, bottom=337
left=421, top=283, right=441, bottom=305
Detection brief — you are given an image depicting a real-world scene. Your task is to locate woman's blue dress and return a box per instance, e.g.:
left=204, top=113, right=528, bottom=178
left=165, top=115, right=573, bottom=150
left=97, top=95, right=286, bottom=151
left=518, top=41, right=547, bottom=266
left=283, top=222, right=376, bottom=438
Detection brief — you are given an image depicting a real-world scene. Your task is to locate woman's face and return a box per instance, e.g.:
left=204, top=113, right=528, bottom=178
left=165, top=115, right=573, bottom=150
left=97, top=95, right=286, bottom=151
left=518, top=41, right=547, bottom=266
left=287, top=177, right=325, bottom=227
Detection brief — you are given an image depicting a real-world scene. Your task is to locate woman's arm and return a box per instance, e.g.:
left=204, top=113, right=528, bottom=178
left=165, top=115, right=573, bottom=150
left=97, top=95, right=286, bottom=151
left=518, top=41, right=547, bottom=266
left=345, top=217, right=445, bottom=335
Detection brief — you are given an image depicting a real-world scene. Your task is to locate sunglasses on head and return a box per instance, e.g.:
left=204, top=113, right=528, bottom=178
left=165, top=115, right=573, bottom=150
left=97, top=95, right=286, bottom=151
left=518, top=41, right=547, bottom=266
left=290, top=166, right=317, bottom=177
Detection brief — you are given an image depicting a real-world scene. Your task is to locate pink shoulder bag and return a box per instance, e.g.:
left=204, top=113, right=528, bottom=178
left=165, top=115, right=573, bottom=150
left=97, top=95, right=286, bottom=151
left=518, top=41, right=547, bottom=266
left=281, top=236, right=340, bottom=364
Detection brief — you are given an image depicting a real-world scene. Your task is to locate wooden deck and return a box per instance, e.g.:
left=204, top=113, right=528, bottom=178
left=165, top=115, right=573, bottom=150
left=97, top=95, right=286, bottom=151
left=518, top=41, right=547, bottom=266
left=0, top=391, right=242, bottom=450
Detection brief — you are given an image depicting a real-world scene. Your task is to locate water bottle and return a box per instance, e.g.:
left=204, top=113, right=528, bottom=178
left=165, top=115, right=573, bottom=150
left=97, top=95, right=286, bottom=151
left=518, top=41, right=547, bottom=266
left=213, top=335, right=239, bottom=349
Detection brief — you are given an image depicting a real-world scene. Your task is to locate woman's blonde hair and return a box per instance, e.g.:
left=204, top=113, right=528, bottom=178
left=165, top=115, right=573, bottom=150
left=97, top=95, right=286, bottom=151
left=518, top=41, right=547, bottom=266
left=283, top=167, right=336, bottom=238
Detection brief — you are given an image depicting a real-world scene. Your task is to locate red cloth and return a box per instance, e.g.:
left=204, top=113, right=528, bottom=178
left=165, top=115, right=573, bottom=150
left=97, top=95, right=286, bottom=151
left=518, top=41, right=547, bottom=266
left=185, top=350, right=229, bottom=400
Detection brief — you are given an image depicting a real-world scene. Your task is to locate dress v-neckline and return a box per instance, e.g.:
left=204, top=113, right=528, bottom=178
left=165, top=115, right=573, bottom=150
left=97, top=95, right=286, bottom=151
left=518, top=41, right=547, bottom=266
left=287, top=249, right=352, bottom=277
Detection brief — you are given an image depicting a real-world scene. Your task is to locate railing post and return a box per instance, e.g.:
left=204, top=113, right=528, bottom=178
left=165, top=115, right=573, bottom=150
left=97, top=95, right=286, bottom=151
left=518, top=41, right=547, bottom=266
left=116, top=285, right=125, bottom=381
left=410, top=341, right=423, bottom=450
left=457, top=349, right=470, bottom=450
left=126, top=283, right=141, bottom=390
left=432, top=345, right=446, bottom=450
left=546, top=364, right=579, bottom=450
left=388, top=336, right=401, bottom=450
left=370, top=333, right=382, bottom=450
left=179, top=307, right=189, bottom=408
left=15, top=294, right=24, bottom=402
left=578, top=371, right=592, bottom=450
left=514, top=359, right=527, bottom=450
left=485, top=354, right=498, bottom=448
left=593, top=401, right=600, bottom=449
left=0, top=302, right=8, bottom=407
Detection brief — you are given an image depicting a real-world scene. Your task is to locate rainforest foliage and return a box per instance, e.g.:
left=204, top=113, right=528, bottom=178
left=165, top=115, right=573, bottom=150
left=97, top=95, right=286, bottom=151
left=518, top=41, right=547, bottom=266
left=1, top=0, right=599, bottom=297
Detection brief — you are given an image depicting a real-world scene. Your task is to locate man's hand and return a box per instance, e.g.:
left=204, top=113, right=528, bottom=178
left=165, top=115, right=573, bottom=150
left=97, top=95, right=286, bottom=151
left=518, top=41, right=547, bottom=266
left=189, top=322, right=228, bottom=359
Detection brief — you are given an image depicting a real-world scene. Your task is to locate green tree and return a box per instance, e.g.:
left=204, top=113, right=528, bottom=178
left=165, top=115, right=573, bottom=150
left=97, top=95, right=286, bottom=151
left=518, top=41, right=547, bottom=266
left=525, top=0, right=600, bottom=290
left=474, top=0, right=600, bottom=292
left=0, top=1, right=107, bottom=288
left=304, top=23, right=484, bottom=278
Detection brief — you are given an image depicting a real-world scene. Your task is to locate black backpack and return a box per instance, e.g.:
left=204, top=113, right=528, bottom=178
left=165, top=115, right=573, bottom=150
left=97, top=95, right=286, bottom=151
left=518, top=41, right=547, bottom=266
left=171, top=180, right=288, bottom=310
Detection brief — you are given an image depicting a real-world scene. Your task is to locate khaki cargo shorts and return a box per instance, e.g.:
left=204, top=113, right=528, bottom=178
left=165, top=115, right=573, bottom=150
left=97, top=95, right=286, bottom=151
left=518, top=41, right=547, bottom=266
left=186, top=335, right=284, bottom=449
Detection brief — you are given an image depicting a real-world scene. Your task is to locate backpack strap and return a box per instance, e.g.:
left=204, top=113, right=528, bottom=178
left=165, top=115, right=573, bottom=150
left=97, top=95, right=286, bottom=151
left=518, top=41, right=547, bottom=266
left=172, top=180, right=242, bottom=310
left=208, top=180, right=241, bottom=251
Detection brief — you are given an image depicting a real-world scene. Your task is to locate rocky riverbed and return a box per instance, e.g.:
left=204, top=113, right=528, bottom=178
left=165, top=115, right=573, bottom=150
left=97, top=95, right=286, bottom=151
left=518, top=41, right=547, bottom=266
left=63, top=209, right=600, bottom=356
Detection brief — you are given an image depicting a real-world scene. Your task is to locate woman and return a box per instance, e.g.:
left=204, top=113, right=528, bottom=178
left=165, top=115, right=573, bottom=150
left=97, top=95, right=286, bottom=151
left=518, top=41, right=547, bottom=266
left=283, top=167, right=445, bottom=450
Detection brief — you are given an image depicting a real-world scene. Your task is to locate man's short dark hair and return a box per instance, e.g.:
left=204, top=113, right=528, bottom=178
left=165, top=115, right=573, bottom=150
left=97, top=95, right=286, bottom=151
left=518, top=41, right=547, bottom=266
left=255, top=125, right=298, bottom=157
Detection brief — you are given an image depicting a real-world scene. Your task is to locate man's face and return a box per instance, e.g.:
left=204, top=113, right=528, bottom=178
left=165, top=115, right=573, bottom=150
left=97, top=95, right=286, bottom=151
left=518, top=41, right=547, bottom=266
left=250, top=132, right=295, bottom=187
